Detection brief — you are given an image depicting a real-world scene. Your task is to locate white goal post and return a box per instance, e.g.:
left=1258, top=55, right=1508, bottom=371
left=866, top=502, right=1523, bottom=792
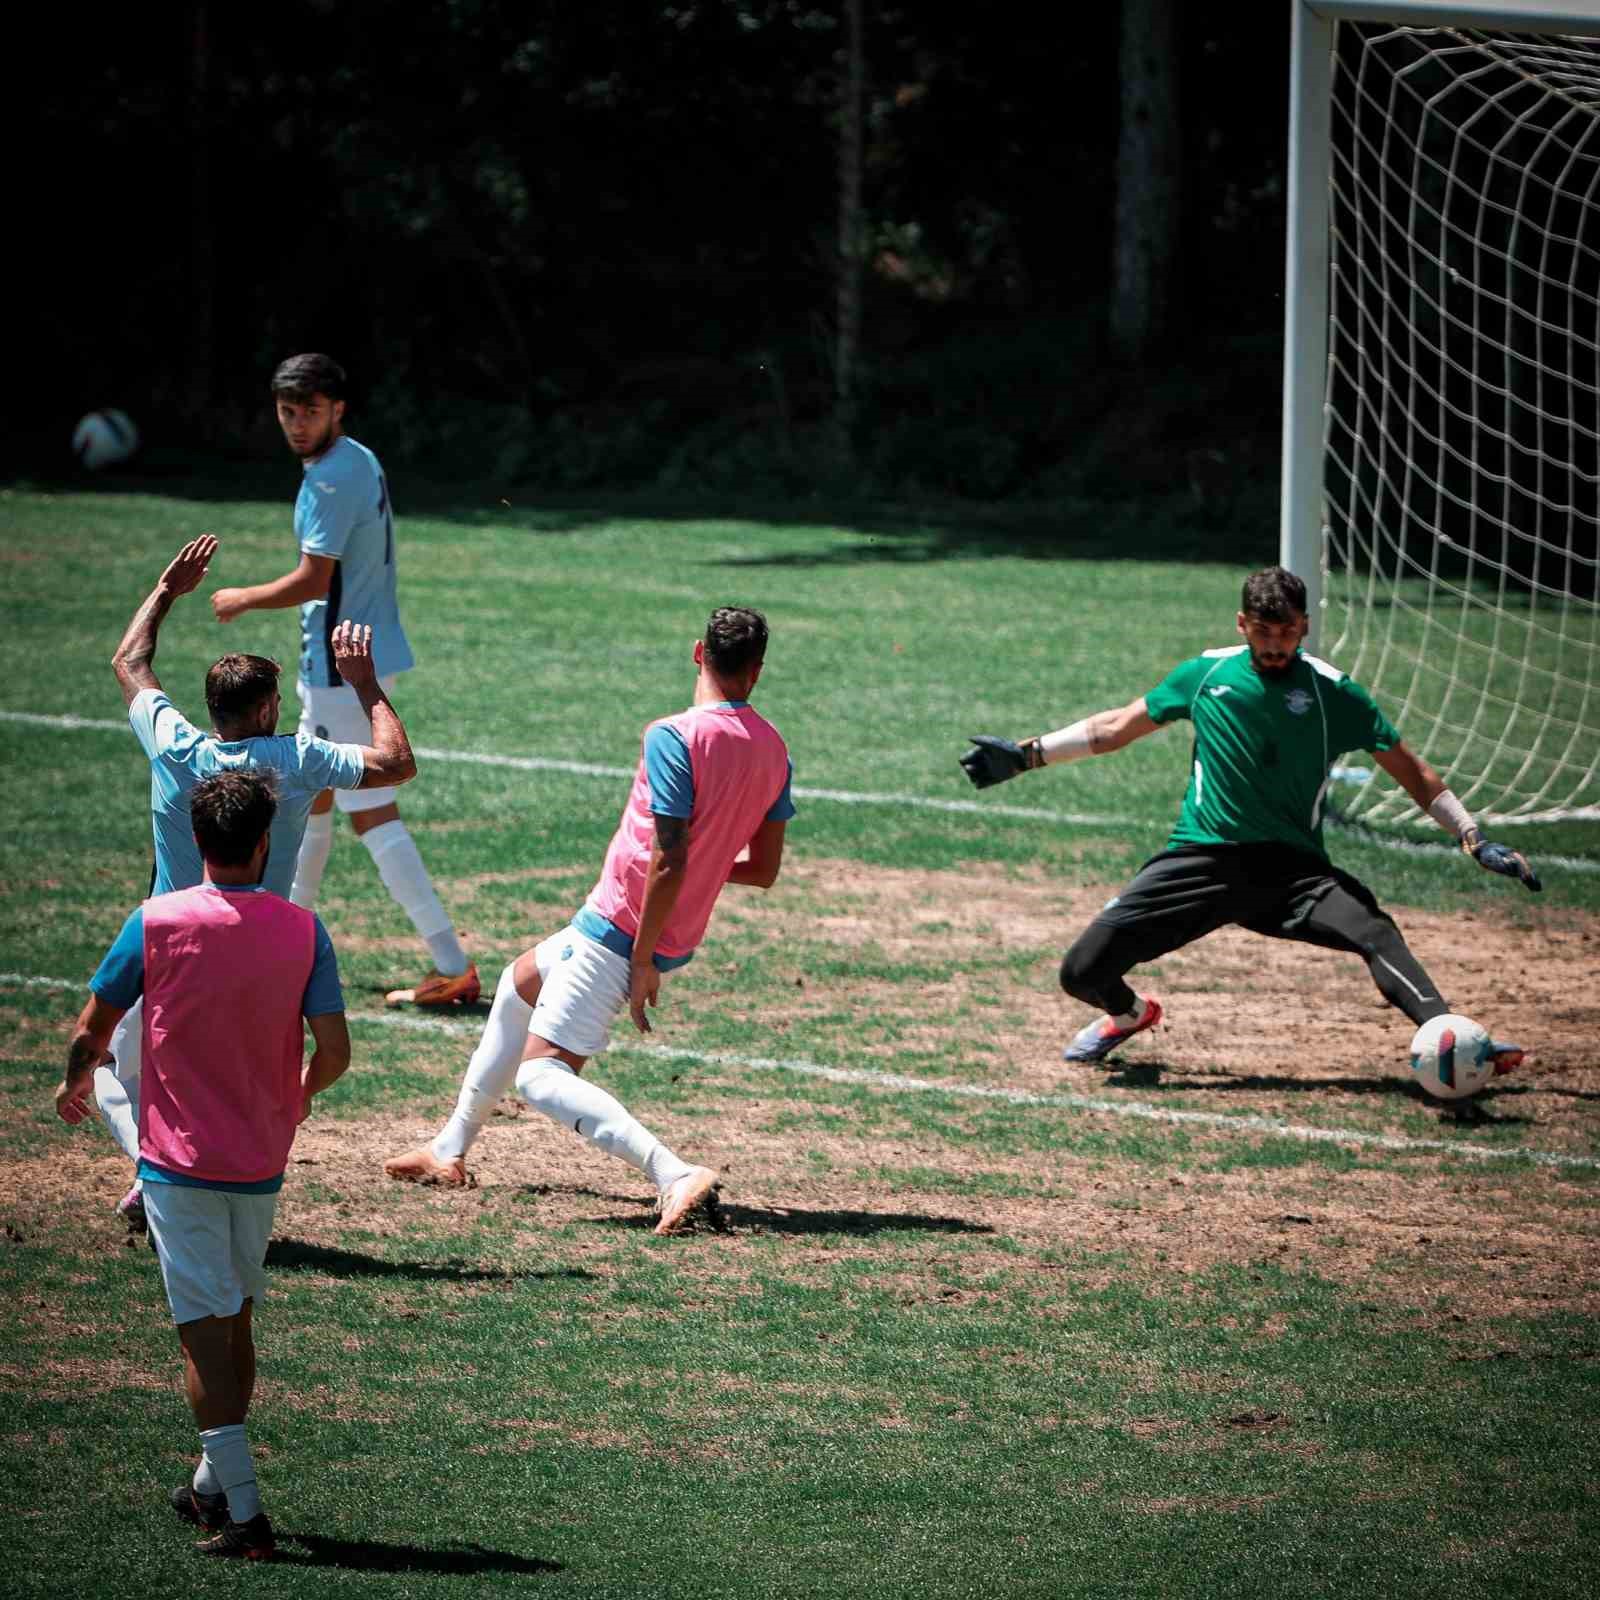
left=1281, top=0, right=1600, bottom=826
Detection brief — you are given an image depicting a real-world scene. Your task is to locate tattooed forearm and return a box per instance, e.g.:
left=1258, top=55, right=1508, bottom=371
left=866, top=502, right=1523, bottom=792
left=112, top=586, right=174, bottom=698
left=652, top=814, right=689, bottom=861
left=65, top=1030, right=102, bottom=1078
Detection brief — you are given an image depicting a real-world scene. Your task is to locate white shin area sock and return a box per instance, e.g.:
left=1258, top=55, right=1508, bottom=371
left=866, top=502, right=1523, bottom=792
left=290, top=809, right=334, bottom=909
left=199, top=1423, right=261, bottom=1523
left=514, top=1058, right=691, bottom=1190
left=193, top=1453, right=222, bottom=1496
left=432, top=964, right=534, bottom=1163
left=360, top=820, right=468, bottom=973
left=1112, top=995, right=1149, bottom=1029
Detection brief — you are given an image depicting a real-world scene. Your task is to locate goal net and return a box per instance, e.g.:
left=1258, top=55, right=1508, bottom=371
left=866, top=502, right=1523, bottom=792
left=1284, top=5, right=1600, bottom=828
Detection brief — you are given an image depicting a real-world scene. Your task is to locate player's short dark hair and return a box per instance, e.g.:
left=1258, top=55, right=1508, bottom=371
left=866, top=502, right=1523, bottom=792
left=190, top=771, right=277, bottom=867
left=271, top=352, right=347, bottom=404
left=205, top=654, right=281, bottom=725
left=703, top=607, right=769, bottom=677
left=1240, top=567, right=1308, bottom=623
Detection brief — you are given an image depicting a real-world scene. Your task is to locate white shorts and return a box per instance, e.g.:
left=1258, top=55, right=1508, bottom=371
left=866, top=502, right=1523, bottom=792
left=529, top=927, right=632, bottom=1059
left=143, top=1183, right=276, bottom=1325
left=297, top=675, right=399, bottom=813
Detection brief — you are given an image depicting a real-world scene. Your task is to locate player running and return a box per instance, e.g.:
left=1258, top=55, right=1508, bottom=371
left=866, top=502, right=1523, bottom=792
left=384, top=606, right=796, bottom=1233
left=209, top=352, right=477, bottom=1009
left=960, top=566, right=1539, bottom=1070
left=98, top=536, right=413, bottom=1232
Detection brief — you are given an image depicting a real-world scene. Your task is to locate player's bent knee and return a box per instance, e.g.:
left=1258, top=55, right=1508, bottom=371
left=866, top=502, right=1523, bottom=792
left=514, top=1057, right=577, bottom=1107
left=1059, top=940, right=1110, bottom=1003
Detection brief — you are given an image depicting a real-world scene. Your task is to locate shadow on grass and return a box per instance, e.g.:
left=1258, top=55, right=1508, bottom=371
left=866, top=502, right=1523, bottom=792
left=712, top=1201, right=994, bottom=1238
left=265, top=1238, right=595, bottom=1283
left=1104, top=1061, right=1538, bottom=1126
left=277, top=1532, right=561, bottom=1577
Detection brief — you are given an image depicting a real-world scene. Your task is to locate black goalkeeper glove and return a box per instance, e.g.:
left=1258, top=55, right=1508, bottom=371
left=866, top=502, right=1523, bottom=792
left=1464, top=830, right=1542, bottom=893
left=960, top=735, right=1040, bottom=790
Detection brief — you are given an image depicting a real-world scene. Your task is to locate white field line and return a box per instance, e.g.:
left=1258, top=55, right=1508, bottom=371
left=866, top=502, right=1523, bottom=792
left=7, top=970, right=1595, bottom=1172
left=4, top=706, right=1596, bottom=848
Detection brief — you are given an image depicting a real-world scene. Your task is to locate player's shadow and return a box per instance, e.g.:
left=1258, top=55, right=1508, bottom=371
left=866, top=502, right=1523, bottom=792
left=1104, top=1061, right=1536, bottom=1125
left=275, top=1533, right=561, bottom=1577
left=264, top=1238, right=596, bottom=1283
left=512, top=1182, right=986, bottom=1238
left=572, top=1192, right=991, bottom=1238
left=705, top=1200, right=994, bottom=1238
left=1107, top=1061, right=1415, bottom=1097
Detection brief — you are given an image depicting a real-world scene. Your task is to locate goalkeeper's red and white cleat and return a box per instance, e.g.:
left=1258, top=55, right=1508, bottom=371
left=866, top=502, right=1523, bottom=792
left=385, top=963, right=480, bottom=1008
left=1062, top=998, right=1164, bottom=1063
left=1489, top=1041, right=1527, bottom=1075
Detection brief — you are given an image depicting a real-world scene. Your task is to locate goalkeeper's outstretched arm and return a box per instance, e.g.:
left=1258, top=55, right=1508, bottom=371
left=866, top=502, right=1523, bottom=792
left=1373, top=743, right=1541, bottom=892
left=961, top=697, right=1159, bottom=790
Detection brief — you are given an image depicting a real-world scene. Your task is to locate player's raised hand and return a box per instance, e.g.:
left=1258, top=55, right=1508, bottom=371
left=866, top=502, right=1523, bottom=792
left=1465, top=832, right=1542, bottom=893
left=331, top=620, right=377, bottom=688
left=960, top=734, right=1037, bottom=789
left=158, top=534, right=218, bottom=598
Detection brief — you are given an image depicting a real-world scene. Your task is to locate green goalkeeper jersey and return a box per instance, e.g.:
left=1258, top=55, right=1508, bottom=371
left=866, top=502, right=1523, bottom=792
left=1143, top=646, right=1400, bottom=860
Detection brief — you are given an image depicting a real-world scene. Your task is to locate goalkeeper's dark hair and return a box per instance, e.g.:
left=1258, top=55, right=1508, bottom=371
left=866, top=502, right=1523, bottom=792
left=189, top=771, right=278, bottom=868
left=271, top=352, right=347, bottom=404
left=1241, top=567, right=1309, bottom=623
left=205, top=653, right=281, bottom=725
left=703, top=606, right=769, bottom=677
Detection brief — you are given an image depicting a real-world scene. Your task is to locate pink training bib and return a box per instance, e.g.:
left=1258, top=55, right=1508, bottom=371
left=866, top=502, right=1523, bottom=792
left=585, top=703, right=790, bottom=958
left=139, top=887, right=316, bottom=1183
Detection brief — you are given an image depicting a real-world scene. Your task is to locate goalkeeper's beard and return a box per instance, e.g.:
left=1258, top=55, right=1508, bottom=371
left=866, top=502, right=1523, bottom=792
left=1250, top=648, right=1294, bottom=678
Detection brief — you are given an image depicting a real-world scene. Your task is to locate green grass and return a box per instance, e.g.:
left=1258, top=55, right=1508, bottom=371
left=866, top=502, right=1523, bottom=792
left=1, top=481, right=1597, bottom=1597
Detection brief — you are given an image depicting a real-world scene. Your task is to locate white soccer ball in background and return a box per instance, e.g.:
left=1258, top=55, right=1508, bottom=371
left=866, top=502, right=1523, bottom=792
left=72, top=409, right=140, bottom=470
left=1409, top=1013, right=1494, bottom=1100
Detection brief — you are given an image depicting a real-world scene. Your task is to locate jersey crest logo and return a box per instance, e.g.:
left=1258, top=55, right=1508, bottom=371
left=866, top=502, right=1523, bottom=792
left=561, top=944, right=574, bottom=962
left=1284, top=688, right=1313, bottom=715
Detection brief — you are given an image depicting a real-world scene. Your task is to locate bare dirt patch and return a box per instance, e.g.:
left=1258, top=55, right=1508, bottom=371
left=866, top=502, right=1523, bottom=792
left=4, top=857, right=1597, bottom=1345
left=717, top=857, right=1600, bottom=1132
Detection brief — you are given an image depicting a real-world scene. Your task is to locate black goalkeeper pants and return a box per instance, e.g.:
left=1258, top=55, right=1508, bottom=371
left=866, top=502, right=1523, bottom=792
left=1059, top=845, right=1449, bottom=1027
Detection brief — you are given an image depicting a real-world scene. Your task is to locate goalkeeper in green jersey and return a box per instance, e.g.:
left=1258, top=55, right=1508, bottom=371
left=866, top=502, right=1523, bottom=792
left=960, top=567, right=1539, bottom=1067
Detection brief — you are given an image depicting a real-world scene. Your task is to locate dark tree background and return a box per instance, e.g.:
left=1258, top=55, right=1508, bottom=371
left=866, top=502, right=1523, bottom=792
left=19, top=0, right=1292, bottom=501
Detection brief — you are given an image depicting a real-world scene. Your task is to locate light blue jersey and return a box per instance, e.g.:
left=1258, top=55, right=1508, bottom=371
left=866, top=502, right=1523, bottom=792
left=131, top=690, right=366, bottom=897
left=295, top=435, right=415, bottom=688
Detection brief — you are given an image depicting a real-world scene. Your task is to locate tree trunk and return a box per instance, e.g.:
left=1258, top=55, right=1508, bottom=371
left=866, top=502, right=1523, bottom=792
left=187, top=0, right=215, bottom=426
left=831, top=0, right=865, bottom=466
left=1110, top=0, right=1180, bottom=363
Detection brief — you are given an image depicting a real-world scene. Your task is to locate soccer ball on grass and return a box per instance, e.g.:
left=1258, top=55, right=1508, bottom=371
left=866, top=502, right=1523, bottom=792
left=1408, top=1013, right=1494, bottom=1100
left=72, top=409, right=140, bottom=470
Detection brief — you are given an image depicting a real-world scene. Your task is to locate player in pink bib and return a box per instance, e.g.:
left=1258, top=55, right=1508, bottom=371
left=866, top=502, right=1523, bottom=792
left=384, top=607, right=795, bottom=1234
left=54, top=771, right=352, bottom=1561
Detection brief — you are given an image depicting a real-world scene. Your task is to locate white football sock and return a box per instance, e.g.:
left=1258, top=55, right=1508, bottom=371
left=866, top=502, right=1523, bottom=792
left=193, top=1454, right=223, bottom=1497
left=290, top=810, right=334, bottom=909
left=198, top=1423, right=261, bottom=1523
left=92, top=1001, right=143, bottom=1163
left=1111, top=995, right=1150, bottom=1029
left=359, top=820, right=469, bottom=973
left=426, top=928, right=471, bottom=976
left=514, top=1057, right=693, bottom=1191
left=432, top=964, right=533, bottom=1162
